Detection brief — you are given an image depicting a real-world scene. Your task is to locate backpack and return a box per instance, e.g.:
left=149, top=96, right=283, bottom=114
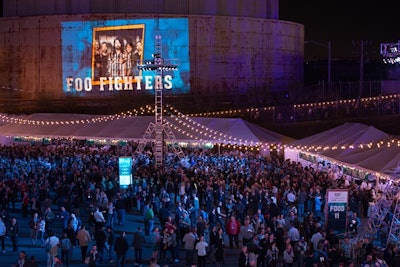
left=61, top=238, right=71, bottom=251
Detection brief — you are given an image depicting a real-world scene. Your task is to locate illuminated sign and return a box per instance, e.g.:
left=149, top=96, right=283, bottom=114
left=118, top=156, right=133, bottom=189
left=61, top=18, right=190, bottom=96
left=65, top=74, right=173, bottom=92
left=326, top=190, right=349, bottom=235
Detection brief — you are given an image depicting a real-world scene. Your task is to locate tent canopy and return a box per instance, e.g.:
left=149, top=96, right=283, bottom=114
left=0, top=113, right=293, bottom=146
left=285, top=122, right=400, bottom=179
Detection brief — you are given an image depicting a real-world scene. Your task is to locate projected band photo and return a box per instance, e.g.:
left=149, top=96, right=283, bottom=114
left=92, top=25, right=145, bottom=84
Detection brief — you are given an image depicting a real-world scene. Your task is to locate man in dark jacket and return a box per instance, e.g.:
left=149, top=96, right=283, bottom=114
left=132, top=227, right=145, bottom=265
left=94, top=226, right=106, bottom=264
left=114, top=231, right=129, bottom=267
left=9, top=217, right=20, bottom=252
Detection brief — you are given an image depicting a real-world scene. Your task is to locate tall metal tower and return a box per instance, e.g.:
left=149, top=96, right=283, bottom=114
left=358, top=182, right=400, bottom=247
left=134, top=33, right=184, bottom=167
left=387, top=194, right=400, bottom=247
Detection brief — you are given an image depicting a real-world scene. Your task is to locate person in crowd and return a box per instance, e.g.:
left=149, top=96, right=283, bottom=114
left=295, top=236, right=308, bottom=267
left=27, top=255, right=39, bottom=267
left=310, top=227, right=323, bottom=252
left=9, top=217, right=20, bottom=252
left=76, top=225, right=92, bottom=263
left=226, top=215, right=241, bottom=249
left=87, top=245, right=99, bottom=267
left=132, top=226, right=145, bottom=266
left=94, top=225, right=106, bottom=264
left=59, top=206, right=70, bottom=231
left=106, top=201, right=115, bottom=227
left=69, top=213, right=81, bottom=233
left=196, top=215, right=206, bottom=238
left=0, top=141, right=397, bottom=267
left=14, top=250, right=29, bottom=267
left=283, top=243, right=295, bottom=267
left=183, top=227, right=197, bottom=267
left=239, top=245, right=249, bottom=267
left=267, top=242, right=279, bottom=267
left=93, top=206, right=106, bottom=230
left=37, top=216, right=46, bottom=247
left=60, top=232, right=72, bottom=267
left=0, top=216, right=6, bottom=253
left=287, top=221, right=300, bottom=248
left=115, top=193, right=126, bottom=226
left=105, top=226, right=115, bottom=263
left=114, top=231, right=129, bottom=267
left=145, top=203, right=155, bottom=235
left=21, top=192, right=30, bottom=218
left=148, top=257, right=161, bottom=267
left=44, top=207, right=55, bottom=233
left=168, top=228, right=179, bottom=263
left=195, top=235, right=208, bottom=267
left=160, top=228, right=170, bottom=262
left=44, top=230, right=59, bottom=267
left=151, top=226, right=162, bottom=260
left=52, top=255, right=63, bottom=267
left=158, top=203, right=170, bottom=230
left=215, top=236, right=225, bottom=266
left=240, top=216, right=255, bottom=246
left=64, top=224, right=76, bottom=253
left=28, top=213, right=39, bottom=247
left=207, top=225, right=218, bottom=264
left=248, top=246, right=258, bottom=267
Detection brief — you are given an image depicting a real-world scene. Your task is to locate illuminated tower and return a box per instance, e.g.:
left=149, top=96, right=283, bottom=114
left=134, top=34, right=184, bottom=167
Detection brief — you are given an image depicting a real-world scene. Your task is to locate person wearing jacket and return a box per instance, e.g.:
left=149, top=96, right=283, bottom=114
left=226, top=215, right=241, bottom=249
left=0, top=216, right=6, bottom=253
left=132, top=227, right=145, bottom=265
left=9, top=217, right=20, bottom=252
left=114, top=231, right=129, bottom=267
left=76, top=225, right=92, bottom=263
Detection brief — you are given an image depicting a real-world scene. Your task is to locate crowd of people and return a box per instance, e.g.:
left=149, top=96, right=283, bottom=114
left=0, top=141, right=398, bottom=267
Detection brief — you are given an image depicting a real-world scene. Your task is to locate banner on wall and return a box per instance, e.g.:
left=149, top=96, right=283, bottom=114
left=118, top=156, right=132, bottom=189
left=61, top=18, right=190, bottom=96
left=326, top=189, right=349, bottom=235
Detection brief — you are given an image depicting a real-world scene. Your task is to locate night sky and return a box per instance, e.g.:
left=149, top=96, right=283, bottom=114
left=279, top=0, right=400, bottom=59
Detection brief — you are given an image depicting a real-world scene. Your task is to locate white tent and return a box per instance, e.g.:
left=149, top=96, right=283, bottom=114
left=0, top=113, right=294, bottom=147
left=284, top=122, right=400, bottom=179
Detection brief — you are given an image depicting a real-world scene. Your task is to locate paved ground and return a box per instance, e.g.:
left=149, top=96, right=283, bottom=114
left=1, top=203, right=241, bottom=267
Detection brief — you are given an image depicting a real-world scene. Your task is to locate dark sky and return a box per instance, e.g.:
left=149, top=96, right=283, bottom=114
left=279, top=0, right=400, bottom=59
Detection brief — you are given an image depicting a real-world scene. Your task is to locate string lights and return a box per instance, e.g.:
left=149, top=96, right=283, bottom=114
left=0, top=94, right=398, bottom=151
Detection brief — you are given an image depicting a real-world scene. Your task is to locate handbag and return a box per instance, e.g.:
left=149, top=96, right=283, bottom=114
left=84, top=256, right=90, bottom=264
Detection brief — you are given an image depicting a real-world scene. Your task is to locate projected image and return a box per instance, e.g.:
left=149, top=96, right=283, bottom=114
left=61, top=18, right=190, bottom=96
left=92, top=25, right=144, bottom=83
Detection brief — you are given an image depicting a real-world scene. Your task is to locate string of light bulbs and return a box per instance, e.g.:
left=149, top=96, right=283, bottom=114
left=286, top=138, right=400, bottom=152
left=166, top=105, right=260, bottom=146
left=0, top=94, right=398, bottom=151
